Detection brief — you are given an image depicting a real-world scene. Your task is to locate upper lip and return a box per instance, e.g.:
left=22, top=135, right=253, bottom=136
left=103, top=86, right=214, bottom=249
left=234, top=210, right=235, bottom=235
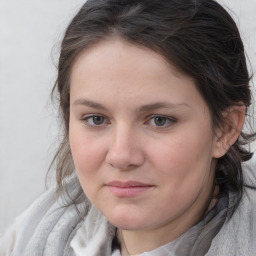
left=106, top=181, right=153, bottom=188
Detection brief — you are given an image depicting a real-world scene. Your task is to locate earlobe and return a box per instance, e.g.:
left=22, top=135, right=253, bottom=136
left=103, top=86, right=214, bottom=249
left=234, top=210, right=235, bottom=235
left=212, top=104, right=246, bottom=158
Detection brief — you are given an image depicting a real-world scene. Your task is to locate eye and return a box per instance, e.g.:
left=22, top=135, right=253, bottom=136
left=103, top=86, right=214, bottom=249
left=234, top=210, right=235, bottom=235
left=148, top=115, right=176, bottom=128
left=153, top=116, right=168, bottom=126
left=82, top=115, right=108, bottom=126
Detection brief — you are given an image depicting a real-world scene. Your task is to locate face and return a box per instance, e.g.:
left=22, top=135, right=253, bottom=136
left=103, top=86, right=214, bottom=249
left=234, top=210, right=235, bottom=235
left=69, top=38, right=221, bottom=236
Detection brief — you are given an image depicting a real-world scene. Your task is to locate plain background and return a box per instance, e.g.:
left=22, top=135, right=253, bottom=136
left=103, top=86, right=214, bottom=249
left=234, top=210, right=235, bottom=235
left=0, top=0, right=255, bottom=233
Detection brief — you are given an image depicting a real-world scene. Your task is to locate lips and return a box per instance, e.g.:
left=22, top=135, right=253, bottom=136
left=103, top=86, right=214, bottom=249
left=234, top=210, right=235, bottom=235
left=106, top=181, right=154, bottom=197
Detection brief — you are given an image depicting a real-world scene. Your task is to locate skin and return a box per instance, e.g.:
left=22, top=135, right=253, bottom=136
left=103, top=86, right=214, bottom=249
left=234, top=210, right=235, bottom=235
left=69, top=38, right=243, bottom=255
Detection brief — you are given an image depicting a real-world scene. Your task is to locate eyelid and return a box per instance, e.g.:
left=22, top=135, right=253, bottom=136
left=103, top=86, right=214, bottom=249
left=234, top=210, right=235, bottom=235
left=81, top=114, right=110, bottom=127
left=80, top=113, right=176, bottom=129
left=145, top=115, right=177, bottom=128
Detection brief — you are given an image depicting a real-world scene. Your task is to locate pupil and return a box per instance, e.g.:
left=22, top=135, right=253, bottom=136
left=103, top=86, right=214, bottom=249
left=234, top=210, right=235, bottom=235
left=93, top=116, right=104, bottom=125
left=154, top=117, right=166, bottom=126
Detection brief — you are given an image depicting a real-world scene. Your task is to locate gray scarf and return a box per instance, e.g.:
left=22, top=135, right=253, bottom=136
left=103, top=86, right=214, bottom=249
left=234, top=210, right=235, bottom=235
left=1, top=160, right=256, bottom=256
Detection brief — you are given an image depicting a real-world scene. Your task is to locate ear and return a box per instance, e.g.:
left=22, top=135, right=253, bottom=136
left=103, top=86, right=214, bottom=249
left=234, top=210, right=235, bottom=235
left=212, top=104, right=246, bottom=158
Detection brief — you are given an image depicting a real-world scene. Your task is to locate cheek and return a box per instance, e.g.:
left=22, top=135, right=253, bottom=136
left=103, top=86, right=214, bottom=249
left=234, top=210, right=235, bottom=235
left=151, top=130, right=214, bottom=189
left=149, top=138, right=214, bottom=217
left=69, top=126, right=106, bottom=182
left=69, top=133, right=106, bottom=202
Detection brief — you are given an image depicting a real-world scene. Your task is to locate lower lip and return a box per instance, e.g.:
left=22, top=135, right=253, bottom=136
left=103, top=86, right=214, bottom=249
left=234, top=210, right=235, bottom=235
left=107, top=186, right=153, bottom=197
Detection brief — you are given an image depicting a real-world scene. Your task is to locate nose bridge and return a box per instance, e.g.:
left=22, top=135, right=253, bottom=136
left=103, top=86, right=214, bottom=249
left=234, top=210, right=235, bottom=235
left=106, top=122, right=144, bottom=169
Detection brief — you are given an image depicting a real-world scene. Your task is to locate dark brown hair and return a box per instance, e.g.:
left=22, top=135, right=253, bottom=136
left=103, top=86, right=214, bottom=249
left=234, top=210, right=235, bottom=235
left=50, top=0, right=255, bottom=215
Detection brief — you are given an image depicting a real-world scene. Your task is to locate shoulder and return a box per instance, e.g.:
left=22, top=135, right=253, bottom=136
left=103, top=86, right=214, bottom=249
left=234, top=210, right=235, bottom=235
left=0, top=188, right=56, bottom=256
left=0, top=208, right=27, bottom=256
left=0, top=183, right=88, bottom=256
left=206, top=154, right=256, bottom=256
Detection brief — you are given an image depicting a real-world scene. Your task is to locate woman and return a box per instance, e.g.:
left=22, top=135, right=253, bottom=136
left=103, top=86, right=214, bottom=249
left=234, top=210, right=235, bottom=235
left=1, top=0, right=255, bottom=255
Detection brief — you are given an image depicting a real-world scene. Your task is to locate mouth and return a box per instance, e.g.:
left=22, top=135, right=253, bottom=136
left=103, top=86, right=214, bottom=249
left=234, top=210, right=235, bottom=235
left=105, top=181, right=155, bottom=197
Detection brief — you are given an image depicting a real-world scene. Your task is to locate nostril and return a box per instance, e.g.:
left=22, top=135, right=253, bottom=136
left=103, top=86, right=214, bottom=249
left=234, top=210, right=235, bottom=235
left=105, top=145, right=145, bottom=170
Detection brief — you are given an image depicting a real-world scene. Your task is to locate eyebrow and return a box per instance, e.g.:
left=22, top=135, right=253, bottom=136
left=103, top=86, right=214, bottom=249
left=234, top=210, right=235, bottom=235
left=138, top=102, right=190, bottom=112
left=73, top=98, right=107, bottom=110
left=72, top=98, right=190, bottom=112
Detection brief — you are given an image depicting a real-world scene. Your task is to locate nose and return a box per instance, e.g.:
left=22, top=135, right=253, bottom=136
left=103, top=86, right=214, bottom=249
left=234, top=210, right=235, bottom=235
left=105, top=126, right=145, bottom=170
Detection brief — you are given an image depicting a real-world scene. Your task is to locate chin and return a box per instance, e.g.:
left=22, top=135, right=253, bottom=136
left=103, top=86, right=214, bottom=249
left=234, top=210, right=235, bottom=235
left=111, top=219, right=147, bottom=231
left=103, top=206, right=151, bottom=231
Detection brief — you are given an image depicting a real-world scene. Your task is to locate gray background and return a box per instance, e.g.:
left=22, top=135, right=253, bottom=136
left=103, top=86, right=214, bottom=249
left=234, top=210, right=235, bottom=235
left=0, top=0, right=255, bottom=233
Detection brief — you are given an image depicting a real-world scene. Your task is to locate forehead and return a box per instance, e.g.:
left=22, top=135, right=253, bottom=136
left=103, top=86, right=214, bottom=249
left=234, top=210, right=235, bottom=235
left=69, top=38, right=207, bottom=114
left=71, top=38, right=187, bottom=80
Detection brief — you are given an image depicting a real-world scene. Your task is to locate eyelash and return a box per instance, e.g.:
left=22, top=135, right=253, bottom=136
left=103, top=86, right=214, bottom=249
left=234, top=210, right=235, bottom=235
left=145, top=115, right=177, bottom=130
left=81, top=115, right=108, bottom=127
left=81, top=114, right=177, bottom=129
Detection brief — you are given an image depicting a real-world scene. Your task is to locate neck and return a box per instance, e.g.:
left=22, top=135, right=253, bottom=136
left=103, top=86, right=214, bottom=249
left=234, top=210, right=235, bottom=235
left=118, top=211, right=202, bottom=255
